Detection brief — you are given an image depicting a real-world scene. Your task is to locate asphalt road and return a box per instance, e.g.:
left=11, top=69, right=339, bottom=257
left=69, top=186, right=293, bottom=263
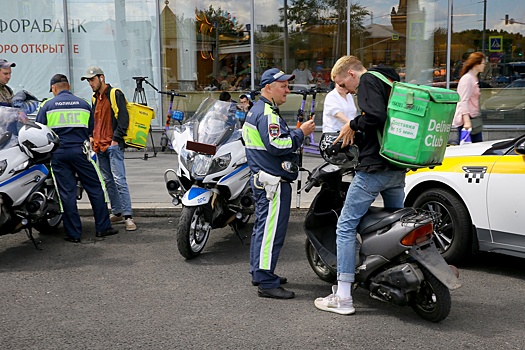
left=1, top=214, right=524, bottom=350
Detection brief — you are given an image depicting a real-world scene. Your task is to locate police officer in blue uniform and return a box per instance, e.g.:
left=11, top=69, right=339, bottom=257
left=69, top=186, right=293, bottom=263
left=242, top=68, right=316, bottom=299
left=36, top=74, right=117, bottom=243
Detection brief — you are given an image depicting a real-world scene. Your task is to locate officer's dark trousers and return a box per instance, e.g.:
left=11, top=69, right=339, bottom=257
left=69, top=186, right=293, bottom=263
left=51, top=146, right=111, bottom=239
left=250, top=175, right=292, bottom=289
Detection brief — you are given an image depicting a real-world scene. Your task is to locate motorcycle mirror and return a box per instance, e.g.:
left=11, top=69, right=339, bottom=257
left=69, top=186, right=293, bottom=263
left=281, top=161, right=299, bottom=173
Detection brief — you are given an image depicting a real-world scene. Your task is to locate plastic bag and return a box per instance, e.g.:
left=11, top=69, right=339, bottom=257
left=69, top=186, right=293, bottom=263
left=459, top=128, right=472, bottom=145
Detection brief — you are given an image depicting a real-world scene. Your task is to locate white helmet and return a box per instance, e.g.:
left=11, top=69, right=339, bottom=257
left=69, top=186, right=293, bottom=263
left=18, top=122, right=59, bottom=158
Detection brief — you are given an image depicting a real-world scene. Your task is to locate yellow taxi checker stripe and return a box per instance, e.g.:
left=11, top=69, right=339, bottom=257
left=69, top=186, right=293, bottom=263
left=407, top=155, right=525, bottom=176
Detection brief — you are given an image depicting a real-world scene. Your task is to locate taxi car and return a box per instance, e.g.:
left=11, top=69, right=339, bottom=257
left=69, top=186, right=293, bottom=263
left=404, top=135, right=525, bottom=264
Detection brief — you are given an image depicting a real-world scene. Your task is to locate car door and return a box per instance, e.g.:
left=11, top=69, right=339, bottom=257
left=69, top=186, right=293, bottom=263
left=486, top=151, right=525, bottom=249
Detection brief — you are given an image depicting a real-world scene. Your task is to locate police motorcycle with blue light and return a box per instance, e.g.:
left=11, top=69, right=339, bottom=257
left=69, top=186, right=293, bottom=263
left=297, top=133, right=460, bottom=322
left=0, top=106, right=62, bottom=248
left=164, top=98, right=254, bottom=259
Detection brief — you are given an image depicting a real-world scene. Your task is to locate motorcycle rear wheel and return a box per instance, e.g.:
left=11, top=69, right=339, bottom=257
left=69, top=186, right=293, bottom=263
left=410, top=265, right=451, bottom=322
left=177, top=206, right=210, bottom=259
left=305, top=238, right=336, bottom=283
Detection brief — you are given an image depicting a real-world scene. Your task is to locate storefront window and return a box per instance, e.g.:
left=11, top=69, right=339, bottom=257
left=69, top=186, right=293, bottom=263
left=0, top=0, right=523, bottom=129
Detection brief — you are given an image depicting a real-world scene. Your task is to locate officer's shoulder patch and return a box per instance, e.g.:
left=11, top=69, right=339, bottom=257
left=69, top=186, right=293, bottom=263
left=268, top=123, right=280, bottom=138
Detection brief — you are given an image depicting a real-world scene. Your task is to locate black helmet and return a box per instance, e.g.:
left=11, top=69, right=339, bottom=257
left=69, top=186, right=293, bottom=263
left=318, top=132, right=359, bottom=167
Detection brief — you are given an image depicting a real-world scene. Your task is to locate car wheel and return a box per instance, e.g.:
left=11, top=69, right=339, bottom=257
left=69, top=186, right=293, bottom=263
left=413, top=188, right=472, bottom=264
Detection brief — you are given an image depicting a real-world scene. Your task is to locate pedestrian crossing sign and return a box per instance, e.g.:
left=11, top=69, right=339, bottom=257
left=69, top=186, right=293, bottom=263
left=489, top=36, right=503, bottom=52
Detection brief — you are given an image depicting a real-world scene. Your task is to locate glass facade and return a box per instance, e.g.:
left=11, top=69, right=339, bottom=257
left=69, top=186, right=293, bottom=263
left=1, top=0, right=525, bottom=129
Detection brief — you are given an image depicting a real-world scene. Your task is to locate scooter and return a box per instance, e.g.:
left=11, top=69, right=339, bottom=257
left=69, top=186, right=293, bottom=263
left=0, top=107, right=62, bottom=248
left=298, top=134, right=460, bottom=322
left=164, top=98, right=254, bottom=259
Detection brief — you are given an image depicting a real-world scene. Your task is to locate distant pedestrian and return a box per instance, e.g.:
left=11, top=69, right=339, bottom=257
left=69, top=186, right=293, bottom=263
left=452, top=52, right=486, bottom=144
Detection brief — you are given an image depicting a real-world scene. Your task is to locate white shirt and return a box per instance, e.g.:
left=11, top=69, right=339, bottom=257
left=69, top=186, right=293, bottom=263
left=291, top=68, right=313, bottom=90
left=322, top=88, right=358, bottom=133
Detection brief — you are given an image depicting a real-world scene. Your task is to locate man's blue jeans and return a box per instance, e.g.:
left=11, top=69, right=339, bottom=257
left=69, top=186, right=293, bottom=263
left=336, top=169, right=406, bottom=283
left=97, top=145, right=133, bottom=216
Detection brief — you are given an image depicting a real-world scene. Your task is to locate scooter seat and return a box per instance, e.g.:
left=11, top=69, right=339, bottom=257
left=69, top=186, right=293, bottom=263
left=358, top=207, right=416, bottom=235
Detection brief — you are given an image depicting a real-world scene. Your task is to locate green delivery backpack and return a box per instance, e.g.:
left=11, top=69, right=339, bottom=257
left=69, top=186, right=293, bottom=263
left=367, top=71, right=459, bottom=169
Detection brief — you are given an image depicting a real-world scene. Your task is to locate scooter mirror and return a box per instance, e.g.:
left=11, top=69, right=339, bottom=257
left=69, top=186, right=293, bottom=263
left=281, top=161, right=299, bottom=173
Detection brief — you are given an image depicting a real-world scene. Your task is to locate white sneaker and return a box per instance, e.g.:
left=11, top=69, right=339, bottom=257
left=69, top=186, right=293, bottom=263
left=110, top=214, right=124, bottom=224
left=314, top=285, right=355, bottom=315
left=125, top=218, right=137, bottom=231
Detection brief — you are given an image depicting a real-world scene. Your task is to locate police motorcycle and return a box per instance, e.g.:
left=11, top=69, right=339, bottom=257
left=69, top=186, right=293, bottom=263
left=296, top=133, right=460, bottom=322
left=0, top=106, right=61, bottom=248
left=164, top=98, right=254, bottom=259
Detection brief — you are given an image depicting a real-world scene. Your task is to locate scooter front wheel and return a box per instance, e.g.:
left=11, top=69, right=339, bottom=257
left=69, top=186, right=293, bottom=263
left=305, top=238, right=336, bottom=283
left=177, top=206, right=211, bottom=259
left=410, top=265, right=451, bottom=322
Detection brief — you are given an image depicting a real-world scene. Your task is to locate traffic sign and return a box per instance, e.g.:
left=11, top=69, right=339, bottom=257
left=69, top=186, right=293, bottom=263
left=489, top=36, right=503, bottom=52
left=489, top=52, right=501, bottom=63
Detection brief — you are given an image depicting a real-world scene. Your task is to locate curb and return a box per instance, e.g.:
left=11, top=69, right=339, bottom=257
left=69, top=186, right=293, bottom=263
left=78, top=205, right=310, bottom=217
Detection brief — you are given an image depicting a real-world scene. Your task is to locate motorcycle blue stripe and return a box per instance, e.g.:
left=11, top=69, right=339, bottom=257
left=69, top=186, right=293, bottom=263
left=0, top=164, right=48, bottom=188
left=217, top=164, right=248, bottom=184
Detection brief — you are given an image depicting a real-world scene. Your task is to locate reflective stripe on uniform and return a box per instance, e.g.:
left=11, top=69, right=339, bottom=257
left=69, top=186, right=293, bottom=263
left=243, top=121, right=266, bottom=150
left=266, top=104, right=292, bottom=150
left=46, top=108, right=91, bottom=129
left=259, top=184, right=281, bottom=270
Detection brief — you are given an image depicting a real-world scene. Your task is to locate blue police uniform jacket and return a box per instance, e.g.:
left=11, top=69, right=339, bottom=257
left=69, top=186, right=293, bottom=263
left=242, top=96, right=304, bottom=182
left=36, top=90, right=92, bottom=148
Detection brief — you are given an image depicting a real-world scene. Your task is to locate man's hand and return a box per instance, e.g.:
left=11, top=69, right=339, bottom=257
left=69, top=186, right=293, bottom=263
left=300, top=119, right=316, bottom=136
left=111, top=140, right=118, bottom=147
left=334, top=122, right=355, bottom=147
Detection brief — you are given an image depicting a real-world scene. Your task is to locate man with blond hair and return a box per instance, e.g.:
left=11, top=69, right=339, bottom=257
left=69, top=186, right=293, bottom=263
left=314, top=56, right=405, bottom=315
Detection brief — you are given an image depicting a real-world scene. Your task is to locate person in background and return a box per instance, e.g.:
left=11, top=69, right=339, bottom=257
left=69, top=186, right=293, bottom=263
left=242, top=68, right=316, bottom=299
left=219, top=91, right=232, bottom=102
left=81, top=66, right=137, bottom=231
left=291, top=61, right=314, bottom=91
left=314, top=56, right=405, bottom=315
left=0, top=58, right=16, bottom=106
left=239, top=94, right=253, bottom=112
left=322, top=83, right=358, bottom=133
left=452, top=52, right=486, bottom=144
left=36, top=74, right=118, bottom=243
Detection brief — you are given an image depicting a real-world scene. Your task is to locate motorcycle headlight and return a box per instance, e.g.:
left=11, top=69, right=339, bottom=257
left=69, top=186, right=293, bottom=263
left=180, top=146, right=195, bottom=172
left=209, top=153, right=231, bottom=174
left=191, top=154, right=213, bottom=179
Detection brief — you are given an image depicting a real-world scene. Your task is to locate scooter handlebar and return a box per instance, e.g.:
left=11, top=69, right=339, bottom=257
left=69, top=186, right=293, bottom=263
left=303, top=178, right=319, bottom=193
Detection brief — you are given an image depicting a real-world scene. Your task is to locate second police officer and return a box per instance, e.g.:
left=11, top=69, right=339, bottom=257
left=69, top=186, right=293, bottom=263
left=36, top=74, right=118, bottom=243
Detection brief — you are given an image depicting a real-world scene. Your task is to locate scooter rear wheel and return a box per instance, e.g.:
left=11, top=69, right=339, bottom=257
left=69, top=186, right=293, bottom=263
left=177, top=206, right=210, bottom=259
left=305, top=238, right=336, bottom=283
left=410, top=265, right=451, bottom=322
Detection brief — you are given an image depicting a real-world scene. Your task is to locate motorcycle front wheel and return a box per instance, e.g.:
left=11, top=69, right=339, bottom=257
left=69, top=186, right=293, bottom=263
left=177, top=206, right=211, bottom=259
left=305, top=238, right=336, bottom=283
left=410, top=265, right=451, bottom=322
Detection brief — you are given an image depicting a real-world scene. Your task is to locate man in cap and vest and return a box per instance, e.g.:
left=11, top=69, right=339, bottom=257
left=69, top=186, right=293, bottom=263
left=242, top=68, right=316, bottom=299
left=0, top=58, right=16, bottom=106
left=81, top=66, right=136, bottom=231
left=36, top=74, right=118, bottom=243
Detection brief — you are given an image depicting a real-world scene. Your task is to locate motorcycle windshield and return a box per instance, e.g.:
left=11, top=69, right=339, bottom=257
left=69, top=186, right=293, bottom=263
left=0, top=106, right=23, bottom=149
left=188, top=98, right=240, bottom=147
